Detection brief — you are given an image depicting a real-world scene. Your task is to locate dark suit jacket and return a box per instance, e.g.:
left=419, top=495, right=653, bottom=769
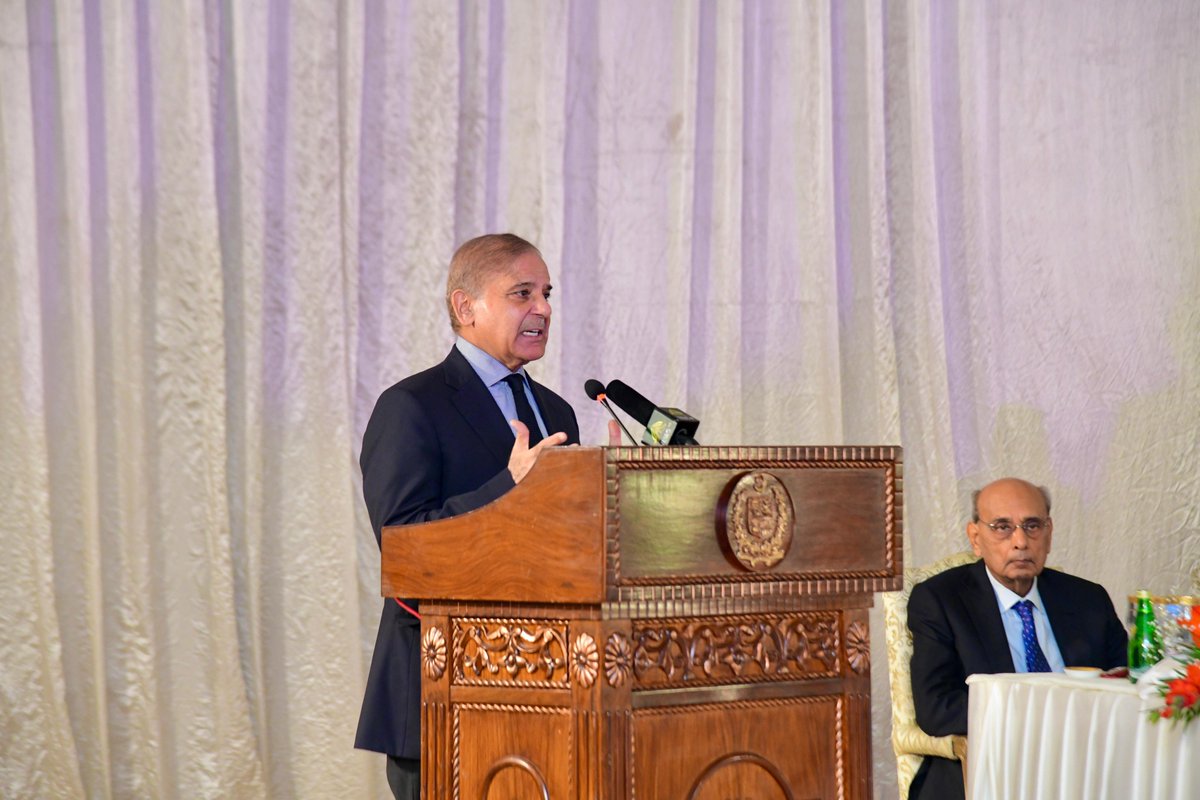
left=907, top=559, right=1127, bottom=800
left=355, top=346, right=580, bottom=758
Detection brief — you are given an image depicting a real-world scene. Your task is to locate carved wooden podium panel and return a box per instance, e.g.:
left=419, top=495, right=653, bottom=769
left=381, top=446, right=902, bottom=799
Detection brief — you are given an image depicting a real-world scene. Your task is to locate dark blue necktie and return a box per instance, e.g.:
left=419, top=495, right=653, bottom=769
left=1014, top=599, right=1052, bottom=673
left=502, top=373, right=543, bottom=446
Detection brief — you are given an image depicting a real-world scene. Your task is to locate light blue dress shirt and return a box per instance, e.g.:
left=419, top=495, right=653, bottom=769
left=454, top=337, right=547, bottom=438
left=984, top=568, right=1066, bottom=673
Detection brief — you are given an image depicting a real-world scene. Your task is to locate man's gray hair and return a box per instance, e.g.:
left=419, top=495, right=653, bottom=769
left=445, top=233, right=540, bottom=332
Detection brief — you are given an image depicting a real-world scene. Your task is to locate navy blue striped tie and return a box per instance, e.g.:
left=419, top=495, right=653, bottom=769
left=1014, top=599, right=1051, bottom=672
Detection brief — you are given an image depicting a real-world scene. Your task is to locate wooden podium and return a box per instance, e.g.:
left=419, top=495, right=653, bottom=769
left=381, top=445, right=903, bottom=799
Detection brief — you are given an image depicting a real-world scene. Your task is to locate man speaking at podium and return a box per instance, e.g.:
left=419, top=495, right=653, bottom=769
left=356, top=233, right=580, bottom=799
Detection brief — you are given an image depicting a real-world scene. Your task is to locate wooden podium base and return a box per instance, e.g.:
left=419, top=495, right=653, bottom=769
left=384, top=446, right=901, bottom=800
left=419, top=604, right=874, bottom=799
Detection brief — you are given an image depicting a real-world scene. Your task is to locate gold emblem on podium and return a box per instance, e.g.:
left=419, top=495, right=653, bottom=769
left=717, top=471, right=795, bottom=571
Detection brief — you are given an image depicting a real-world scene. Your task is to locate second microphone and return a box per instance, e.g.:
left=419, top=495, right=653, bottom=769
left=604, top=380, right=700, bottom=446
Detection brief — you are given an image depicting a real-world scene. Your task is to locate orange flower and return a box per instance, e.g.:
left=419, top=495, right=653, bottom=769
left=1170, top=690, right=1199, bottom=709
left=1187, top=663, right=1200, bottom=686
left=1162, top=706, right=1174, bottom=719
left=1169, top=678, right=1196, bottom=695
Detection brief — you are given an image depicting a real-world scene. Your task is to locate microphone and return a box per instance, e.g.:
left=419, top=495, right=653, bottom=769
left=604, top=380, right=701, bottom=446
left=584, top=379, right=638, bottom=445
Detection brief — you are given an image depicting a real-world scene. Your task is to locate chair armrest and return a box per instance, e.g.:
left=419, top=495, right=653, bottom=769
left=892, top=721, right=961, bottom=760
left=954, top=735, right=968, bottom=796
left=951, top=735, right=967, bottom=762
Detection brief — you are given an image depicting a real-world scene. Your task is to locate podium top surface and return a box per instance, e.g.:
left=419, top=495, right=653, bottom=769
left=382, top=445, right=903, bottom=609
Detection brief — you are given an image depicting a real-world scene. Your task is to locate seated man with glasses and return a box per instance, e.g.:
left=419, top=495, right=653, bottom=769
left=906, top=477, right=1127, bottom=800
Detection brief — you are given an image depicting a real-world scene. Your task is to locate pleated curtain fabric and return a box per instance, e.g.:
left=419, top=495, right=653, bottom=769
left=2, top=2, right=1199, bottom=798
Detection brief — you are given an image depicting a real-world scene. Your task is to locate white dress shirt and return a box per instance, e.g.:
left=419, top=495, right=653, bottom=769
left=983, top=568, right=1066, bottom=673
left=455, top=337, right=548, bottom=438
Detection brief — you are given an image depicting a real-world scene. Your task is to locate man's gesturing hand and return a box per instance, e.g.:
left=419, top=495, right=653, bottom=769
left=607, top=419, right=623, bottom=447
left=507, top=420, right=569, bottom=483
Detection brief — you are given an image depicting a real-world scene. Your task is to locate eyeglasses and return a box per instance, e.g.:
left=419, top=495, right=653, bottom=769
left=981, top=518, right=1049, bottom=537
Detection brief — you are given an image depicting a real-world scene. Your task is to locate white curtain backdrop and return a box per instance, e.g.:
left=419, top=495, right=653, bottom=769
left=2, top=1, right=1198, bottom=797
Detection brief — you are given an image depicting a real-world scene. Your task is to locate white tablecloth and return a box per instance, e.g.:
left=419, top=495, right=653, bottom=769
left=966, top=672, right=1200, bottom=800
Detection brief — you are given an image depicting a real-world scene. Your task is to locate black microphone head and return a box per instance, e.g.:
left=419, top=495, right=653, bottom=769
left=584, top=379, right=605, bottom=401
left=605, top=380, right=658, bottom=425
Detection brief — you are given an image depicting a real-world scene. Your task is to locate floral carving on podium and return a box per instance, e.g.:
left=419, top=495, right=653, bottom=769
left=605, top=634, right=632, bottom=687
left=845, top=621, right=869, bottom=674
left=630, top=614, right=840, bottom=688
left=454, top=620, right=569, bottom=686
left=572, top=633, right=599, bottom=688
left=422, top=626, right=447, bottom=680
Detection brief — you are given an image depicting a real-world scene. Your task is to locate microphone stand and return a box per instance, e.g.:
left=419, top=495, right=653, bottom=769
left=599, top=397, right=639, bottom=445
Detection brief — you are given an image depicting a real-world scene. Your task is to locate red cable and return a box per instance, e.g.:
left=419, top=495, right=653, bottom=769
left=393, top=597, right=422, bottom=619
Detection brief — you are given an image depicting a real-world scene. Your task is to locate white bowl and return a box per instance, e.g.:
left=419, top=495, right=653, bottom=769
left=1064, top=666, right=1102, bottom=679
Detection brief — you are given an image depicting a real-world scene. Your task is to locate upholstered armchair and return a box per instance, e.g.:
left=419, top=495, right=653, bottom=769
left=881, top=550, right=977, bottom=799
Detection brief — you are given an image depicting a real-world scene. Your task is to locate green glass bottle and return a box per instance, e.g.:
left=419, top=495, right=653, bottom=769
left=1128, top=590, right=1163, bottom=682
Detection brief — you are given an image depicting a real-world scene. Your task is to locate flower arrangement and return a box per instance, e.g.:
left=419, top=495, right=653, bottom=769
left=1149, top=624, right=1200, bottom=726
left=1154, top=658, right=1200, bottom=724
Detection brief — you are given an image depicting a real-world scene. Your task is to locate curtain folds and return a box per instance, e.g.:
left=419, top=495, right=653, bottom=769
left=2, top=1, right=1198, bottom=797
